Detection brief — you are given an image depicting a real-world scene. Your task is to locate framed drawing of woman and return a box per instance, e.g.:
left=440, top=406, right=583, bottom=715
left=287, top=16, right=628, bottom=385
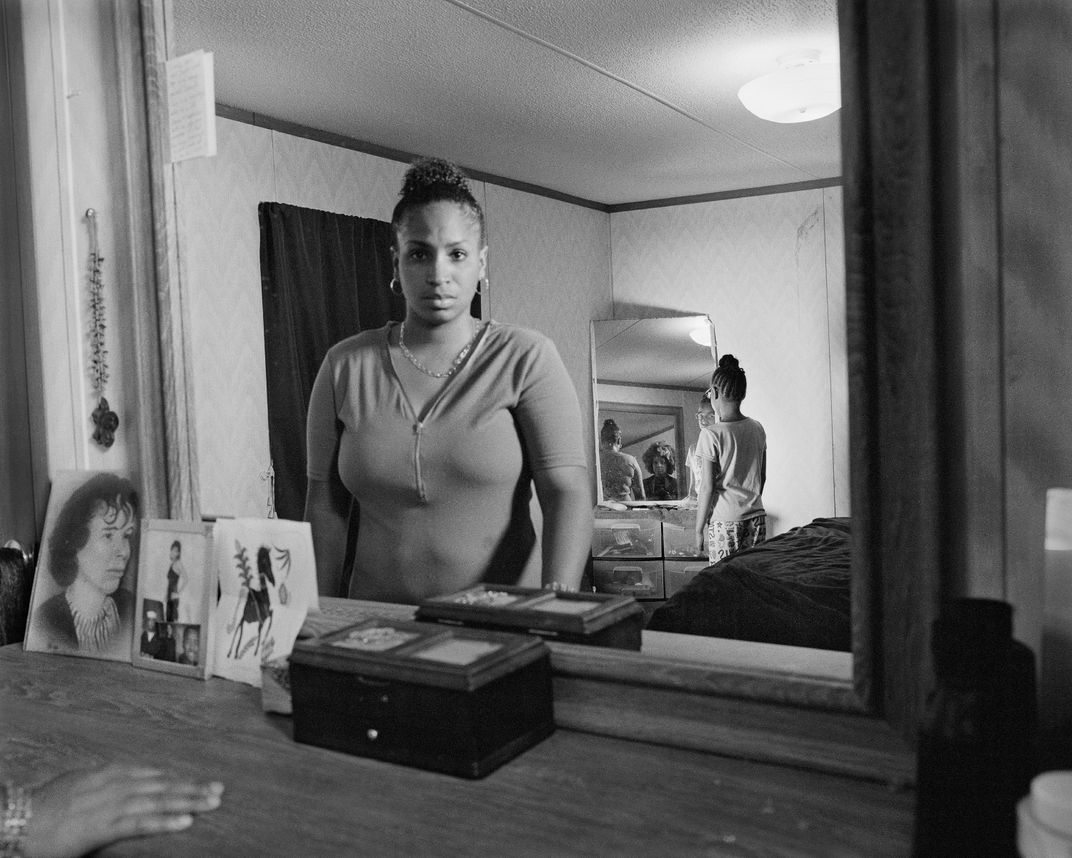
left=24, top=471, right=139, bottom=662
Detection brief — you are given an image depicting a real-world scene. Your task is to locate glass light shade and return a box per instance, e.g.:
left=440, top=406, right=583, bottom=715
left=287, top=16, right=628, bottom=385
left=738, top=53, right=841, bottom=124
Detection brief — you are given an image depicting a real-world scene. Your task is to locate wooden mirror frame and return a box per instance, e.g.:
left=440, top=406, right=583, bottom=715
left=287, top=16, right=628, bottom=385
left=135, top=0, right=945, bottom=781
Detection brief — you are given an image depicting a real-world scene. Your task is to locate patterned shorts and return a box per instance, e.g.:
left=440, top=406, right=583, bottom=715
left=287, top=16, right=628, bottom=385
left=707, top=516, right=767, bottom=564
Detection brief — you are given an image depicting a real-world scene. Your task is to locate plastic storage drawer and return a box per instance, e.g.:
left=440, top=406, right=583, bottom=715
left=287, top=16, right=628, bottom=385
left=661, top=520, right=704, bottom=559
left=591, top=517, right=662, bottom=558
left=591, top=558, right=664, bottom=600
left=663, top=559, right=710, bottom=598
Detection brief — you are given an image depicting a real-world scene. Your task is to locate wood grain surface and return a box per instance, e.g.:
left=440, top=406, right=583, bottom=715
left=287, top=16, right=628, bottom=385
left=0, top=645, right=912, bottom=857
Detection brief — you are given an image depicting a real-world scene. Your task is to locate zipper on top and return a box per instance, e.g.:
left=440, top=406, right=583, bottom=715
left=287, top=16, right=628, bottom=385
left=385, top=321, right=490, bottom=504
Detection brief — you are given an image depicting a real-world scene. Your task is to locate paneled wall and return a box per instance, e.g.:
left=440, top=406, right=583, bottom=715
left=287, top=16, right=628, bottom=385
left=609, top=188, right=849, bottom=532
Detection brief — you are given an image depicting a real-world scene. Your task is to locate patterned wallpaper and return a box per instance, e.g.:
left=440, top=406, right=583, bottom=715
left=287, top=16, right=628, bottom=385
left=609, top=188, right=848, bottom=532
left=175, top=120, right=277, bottom=518
left=175, top=118, right=845, bottom=535
left=482, top=183, right=612, bottom=478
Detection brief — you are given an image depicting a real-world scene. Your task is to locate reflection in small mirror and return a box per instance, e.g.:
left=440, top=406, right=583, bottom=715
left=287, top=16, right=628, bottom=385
left=590, top=311, right=853, bottom=652
left=598, top=404, right=685, bottom=502
left=592, top=316, right=715, bottom=507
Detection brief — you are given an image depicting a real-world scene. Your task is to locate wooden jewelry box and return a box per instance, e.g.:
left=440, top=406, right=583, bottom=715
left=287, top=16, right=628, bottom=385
left=415, top=584, right=644, bottom=650
left=288, top=618, right=554, bottom=778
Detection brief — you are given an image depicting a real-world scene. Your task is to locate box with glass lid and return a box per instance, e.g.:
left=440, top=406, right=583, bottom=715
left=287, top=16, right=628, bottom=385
left=289, top=618, right=553, bottom=778
left=415, top=584, right=644, bottom=650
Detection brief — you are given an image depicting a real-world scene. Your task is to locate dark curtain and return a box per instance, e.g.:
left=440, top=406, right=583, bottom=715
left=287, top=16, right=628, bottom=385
left=259, top=202, right=402, bottom=521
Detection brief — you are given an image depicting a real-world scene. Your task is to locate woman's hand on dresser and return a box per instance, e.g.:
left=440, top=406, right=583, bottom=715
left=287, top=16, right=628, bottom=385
left=23, top=765, right=223, bottom=858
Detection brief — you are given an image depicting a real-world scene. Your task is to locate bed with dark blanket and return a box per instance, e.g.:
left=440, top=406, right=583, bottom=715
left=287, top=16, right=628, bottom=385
left=646, top=516, right=852, bottom=651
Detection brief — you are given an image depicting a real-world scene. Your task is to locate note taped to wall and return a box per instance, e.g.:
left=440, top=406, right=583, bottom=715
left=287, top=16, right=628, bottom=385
left=164, top=50, right=217, bottom=163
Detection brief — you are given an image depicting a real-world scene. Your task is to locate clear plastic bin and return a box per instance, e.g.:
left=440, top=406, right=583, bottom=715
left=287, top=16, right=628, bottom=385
left=591, top=559, right=665, bottom=600
left=591, top=517, right=661, bottom=558
left=661, top=520, right=704, bottom=559
left=664, top=560, right=710, bottom=597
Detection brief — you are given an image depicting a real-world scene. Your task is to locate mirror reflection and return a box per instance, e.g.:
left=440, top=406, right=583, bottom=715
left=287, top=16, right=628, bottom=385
left=593, top=315, right=714, bottom=504
left=590, top=311, right=851, bottom=650
left=168, top=1, right=850, bottom=660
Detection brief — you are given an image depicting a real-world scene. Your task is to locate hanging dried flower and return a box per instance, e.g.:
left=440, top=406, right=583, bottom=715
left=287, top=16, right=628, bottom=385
left=86, top=209, right=119, bottom=448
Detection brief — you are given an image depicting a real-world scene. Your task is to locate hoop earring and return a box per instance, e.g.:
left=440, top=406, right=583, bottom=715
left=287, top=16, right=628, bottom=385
left=389, top=277, right=402, bottom=296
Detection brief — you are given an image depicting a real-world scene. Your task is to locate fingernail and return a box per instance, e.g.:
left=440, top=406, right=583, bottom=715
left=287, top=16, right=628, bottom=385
left=169, top=814, right=193, bottom=830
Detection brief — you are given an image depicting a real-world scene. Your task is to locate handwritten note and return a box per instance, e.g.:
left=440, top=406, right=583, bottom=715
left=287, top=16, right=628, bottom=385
left=165, top=50, right=216, bottom=163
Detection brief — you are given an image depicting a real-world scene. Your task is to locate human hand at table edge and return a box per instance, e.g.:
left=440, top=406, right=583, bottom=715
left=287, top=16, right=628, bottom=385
left=18, top=765, right=223, bottom=858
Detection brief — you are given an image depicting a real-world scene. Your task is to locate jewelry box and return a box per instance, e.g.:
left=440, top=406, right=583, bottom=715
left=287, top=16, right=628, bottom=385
left=288, top=618, right=554, bottom=778
left=414, top=584, right=644, bottom=650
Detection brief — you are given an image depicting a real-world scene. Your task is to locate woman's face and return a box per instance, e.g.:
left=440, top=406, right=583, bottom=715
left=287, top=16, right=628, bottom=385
left=696, top=402, right=715, bottom=428
left=170, top=544, right=180, bottom=561
left=75, top=502, right=135, bottom=596
left=652, top=457, right=668, bottom=476
left=393, top=201, right=486, bottom=327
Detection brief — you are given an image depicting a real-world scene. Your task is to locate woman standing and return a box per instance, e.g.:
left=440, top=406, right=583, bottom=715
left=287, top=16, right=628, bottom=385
left=304, top=158, right=591, bottom=602
left=598, top=419, right=645, bottom=502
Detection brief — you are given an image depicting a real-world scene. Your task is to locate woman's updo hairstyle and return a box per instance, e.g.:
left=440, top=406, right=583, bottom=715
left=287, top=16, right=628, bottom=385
left=710, top=354, right=747, bottom=401
left=391, top=157, right=486, bottom=246
left=600, top=419, right=623, bottom=447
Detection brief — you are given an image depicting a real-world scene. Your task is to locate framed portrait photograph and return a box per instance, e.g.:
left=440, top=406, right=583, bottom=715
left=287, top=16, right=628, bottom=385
left=24, top=471, right=140, bottom=662
left=132, top=519, right=215, bottom=678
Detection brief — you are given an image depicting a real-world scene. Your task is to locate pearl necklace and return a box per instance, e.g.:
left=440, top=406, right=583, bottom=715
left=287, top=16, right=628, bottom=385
left=398, top=321, right=481, bottom=379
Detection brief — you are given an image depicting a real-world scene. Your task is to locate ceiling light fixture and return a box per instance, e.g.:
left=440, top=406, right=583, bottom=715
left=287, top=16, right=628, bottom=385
left=737, top=49, right=840, bottom=124
left=689, top=326, right=712, bottom=347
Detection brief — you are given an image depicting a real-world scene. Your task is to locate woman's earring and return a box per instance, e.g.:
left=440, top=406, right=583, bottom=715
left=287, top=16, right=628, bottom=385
left=389, top=277, right=402, bottom=295
left=476, top=277, right=487, bottom=295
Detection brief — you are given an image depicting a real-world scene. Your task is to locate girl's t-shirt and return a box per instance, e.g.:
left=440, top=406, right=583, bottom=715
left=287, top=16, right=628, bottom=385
left=696, top=417, right=766, bottom=522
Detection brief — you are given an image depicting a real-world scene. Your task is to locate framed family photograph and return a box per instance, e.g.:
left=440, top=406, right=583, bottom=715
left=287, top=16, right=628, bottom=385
left=24, top=471, right=140, bottom=662
left=132, top=519, right=215, bottom=678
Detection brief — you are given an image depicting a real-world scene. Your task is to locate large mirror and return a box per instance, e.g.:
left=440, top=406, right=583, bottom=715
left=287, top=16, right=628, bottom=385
left=141, top=0, right=939, bottom=774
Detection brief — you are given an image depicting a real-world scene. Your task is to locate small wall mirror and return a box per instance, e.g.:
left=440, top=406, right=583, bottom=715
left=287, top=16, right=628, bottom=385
left=592, top=316, right=715, bottom=505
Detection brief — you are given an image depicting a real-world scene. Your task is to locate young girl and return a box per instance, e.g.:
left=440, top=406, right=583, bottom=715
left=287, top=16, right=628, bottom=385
left=684, top=393, right=716, bottom=505
left=693, top=355, right=767, bottom=563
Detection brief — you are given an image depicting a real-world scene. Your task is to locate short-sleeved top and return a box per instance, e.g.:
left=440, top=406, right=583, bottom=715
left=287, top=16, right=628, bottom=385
left=306, top=320, right=586, bottom=603
left=599, top=449, right=642, bottom=501
left=686, top=442, right=704, bottom=498
left=696, top=417, right=766, bottom=522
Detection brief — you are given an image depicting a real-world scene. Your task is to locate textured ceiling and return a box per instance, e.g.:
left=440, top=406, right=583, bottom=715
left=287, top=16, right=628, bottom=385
left=170, top=0, right=842, bottom=206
